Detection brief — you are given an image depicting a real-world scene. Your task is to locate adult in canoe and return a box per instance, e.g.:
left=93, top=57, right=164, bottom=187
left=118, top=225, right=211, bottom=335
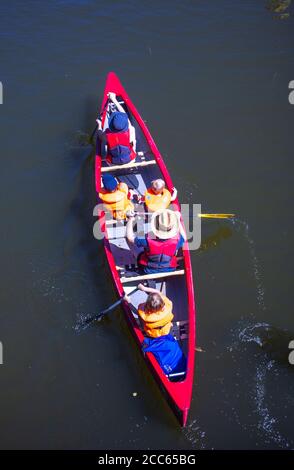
left=99, top=174, right=134, bottom=220
left=144, top=179, right=178, bottom=212
left=97, top=92, right=136, bottom=165
left=126, top=209, right=186, bottom=274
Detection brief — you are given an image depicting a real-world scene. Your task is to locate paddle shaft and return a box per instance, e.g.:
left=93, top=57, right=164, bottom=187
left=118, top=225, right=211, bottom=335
left=197, top=213, right=235, bottom=219
left=132, top=212, right=234, bottom=219
left=90, top=99, right=110, bottom=141
left=83, top=286, right=138, bottom=326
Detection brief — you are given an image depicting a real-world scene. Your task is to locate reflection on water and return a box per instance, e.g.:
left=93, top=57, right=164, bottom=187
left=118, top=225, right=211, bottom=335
left=70, top=130, right=94, bottom=147
left=198, top=226, right=233, bottom=254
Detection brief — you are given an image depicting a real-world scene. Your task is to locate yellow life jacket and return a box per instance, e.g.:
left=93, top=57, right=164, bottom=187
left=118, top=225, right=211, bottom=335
left=138, top=295, right=174, bottom=338
left=144, top=187, right=171, bottom=212
left=99, top=182, right=134, bottom=220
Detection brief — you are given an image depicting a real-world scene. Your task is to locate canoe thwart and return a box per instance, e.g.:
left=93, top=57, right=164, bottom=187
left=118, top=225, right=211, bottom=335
left=165, top=371, right=186, bottom=379
left=116, top=264, right=138, bottom=272
left=116, top=257, right=182, bottom=272
left=105, top=219, right=126, bottom=226
left=101, top=159, right=156, bottom=173
left=120, top=269, right=185, bottom=284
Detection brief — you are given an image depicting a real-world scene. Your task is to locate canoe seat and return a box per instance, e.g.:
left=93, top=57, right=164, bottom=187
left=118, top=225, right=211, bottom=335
left=166, top=370, right=186, bottom=379
left=116, top=263, right=138, bottom=273
left=101, top=159, right=156, bottom=173
left=120, top=269, right=185, bottom=284
left=105, top=219, right=126, bottom=226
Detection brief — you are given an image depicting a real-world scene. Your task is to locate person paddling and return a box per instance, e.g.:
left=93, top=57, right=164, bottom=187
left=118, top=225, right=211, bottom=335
left=99, top=174, right=134, bottom=220
left=143, top=179, right=177, bottom=212
left=137, top=283, right=187, bottom=375
left=97, top=92, right=136, bottom=165
left=137, top=283, right=174, bottom=338
left=126, top=209, right=186, bottom=274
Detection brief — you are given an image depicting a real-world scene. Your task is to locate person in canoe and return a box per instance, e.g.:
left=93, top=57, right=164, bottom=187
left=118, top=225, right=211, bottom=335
left=97, top=92, right=136, bottom=165
left=126, top=209, right=186, bottom=274
left=99, top=174, right=134, bottom=220
left=137, top=283, right=174, bottom=337
left=142, top=179, right=177, bottom=212
left=136, top=283, right=186, bottom=375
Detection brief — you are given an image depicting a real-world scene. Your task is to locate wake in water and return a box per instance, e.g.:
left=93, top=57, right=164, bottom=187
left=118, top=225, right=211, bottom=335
left=74, top=312, right=105, bottom=333
left=231, top=218, right=266, bottom=312
left=229, top=321, right=294, bottom=449
left=238, top=322, right=294, bottom=364
left=226, top=218, right=293, bottom=447
left=66, top=129, right=94, bottom=148
left=182, top=418, right=207, bottom=449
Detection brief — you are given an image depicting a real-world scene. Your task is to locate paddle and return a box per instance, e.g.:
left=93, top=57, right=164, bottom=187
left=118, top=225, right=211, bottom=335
left=89, top=99, right=110, bottom=143
left=197, top=213, right=235, bottom=219
left=131, top=212, right=235, bottom=219
left=81, top=287, right=139, bottom=328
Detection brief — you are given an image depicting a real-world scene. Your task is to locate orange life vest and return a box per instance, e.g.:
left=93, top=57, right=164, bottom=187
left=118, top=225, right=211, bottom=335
left=144, top=187, right=171, bottom=212
left=138, top=296, right=174, bottom=338
left=99, top=182, right=134, bottom=220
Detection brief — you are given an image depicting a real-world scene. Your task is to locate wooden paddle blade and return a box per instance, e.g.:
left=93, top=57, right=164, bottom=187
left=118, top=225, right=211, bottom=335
left=198, top=213, right=235, bottom=219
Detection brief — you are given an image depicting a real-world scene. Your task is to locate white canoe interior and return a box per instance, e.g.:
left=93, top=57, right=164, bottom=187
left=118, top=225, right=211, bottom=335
left=98, top=96, right=190, bottom=380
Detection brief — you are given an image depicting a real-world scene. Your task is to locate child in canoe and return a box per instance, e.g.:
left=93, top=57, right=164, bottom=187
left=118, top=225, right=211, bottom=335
left=143, top=179, right=177, bottom=212
left=99, top=174, right=134, bottom=220
left=137, top=283, right=186, bottom=375
left=137, top=283, right=174, bottom=338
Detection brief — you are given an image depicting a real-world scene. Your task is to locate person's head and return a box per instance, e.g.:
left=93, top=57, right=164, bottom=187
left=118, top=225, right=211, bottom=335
left=151, top=179, right=166, bottom=195
left=102, top=174, right=118, bottom=192
left=109, top=112, right=128, bottom=132
left=151, top=209, right=179, bottom=240
left=145, top=293, right=165, bottom=314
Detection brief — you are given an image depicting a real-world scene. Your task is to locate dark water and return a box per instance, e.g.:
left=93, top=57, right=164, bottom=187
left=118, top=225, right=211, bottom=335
left=0, top=0, right=294, bottom=449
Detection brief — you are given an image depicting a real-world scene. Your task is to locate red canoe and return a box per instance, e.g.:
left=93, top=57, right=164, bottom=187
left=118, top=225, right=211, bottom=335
left=94, top=72, right=196, bottom=426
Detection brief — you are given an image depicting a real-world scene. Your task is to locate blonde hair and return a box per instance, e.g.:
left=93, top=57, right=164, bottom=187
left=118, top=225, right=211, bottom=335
left=145, top=293, right=164, bottom=313
left=151, top=179, right=165, bottom=192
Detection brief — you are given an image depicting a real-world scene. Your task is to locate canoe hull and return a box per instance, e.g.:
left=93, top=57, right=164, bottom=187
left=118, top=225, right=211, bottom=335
left=95, top=72, right=196, bottom=426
